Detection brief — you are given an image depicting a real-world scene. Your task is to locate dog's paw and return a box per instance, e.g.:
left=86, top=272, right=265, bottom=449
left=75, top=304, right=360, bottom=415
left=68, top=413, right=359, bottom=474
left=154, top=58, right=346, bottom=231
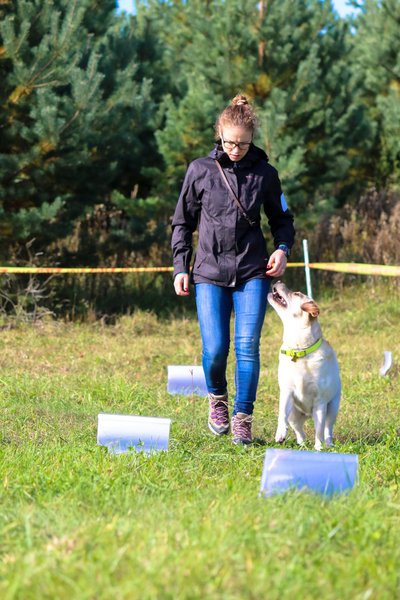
left=324, top=437, right=333, bottom=448
left=295, top=431, right=306, bottom=445
left=314, top=439, right=323, bottom=451
left=275, top=425, right=288, bottom=443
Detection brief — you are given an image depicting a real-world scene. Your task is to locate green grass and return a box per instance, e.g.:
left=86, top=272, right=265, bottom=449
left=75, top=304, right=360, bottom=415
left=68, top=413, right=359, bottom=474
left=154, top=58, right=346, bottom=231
left=1, top=283, right=400, bottom=599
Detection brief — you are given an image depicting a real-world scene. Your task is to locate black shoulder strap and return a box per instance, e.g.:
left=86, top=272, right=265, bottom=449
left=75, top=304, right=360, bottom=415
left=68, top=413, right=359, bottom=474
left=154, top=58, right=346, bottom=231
left=214, top=160, right=257, bottom=227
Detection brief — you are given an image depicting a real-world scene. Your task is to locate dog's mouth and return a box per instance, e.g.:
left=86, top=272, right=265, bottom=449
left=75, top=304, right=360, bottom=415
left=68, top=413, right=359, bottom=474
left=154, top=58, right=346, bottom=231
left=272, top=287, right=287, bottom=308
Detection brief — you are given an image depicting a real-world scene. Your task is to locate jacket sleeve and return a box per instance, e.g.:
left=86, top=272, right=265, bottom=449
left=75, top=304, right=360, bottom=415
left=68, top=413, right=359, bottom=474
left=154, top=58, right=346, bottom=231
left=263, top=167, right=295, bottom=250
left=171, top=162, right=202, bottom=277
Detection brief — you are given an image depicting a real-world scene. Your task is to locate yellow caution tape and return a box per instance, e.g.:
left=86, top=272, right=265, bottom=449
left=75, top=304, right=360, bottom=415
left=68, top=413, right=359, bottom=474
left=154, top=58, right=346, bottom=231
left=0, top=263, right=398, bottom=276
left=0, top=266, right=174, bottom=274
left=307, top=262, right=400, bottom=277
left=288, top=262, right=400, bottom=276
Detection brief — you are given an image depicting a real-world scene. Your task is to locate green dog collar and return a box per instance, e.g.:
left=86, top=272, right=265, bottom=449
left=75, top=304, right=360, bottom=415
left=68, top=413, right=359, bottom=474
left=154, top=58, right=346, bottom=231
left=280, top=338, right=323, bottom=362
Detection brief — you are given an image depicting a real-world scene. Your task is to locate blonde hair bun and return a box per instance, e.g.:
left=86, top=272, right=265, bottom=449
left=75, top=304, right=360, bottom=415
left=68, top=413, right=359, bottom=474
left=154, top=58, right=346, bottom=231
left=215, top=94, right=258, bottom=139
left=231, top=94, right=249, bottom=106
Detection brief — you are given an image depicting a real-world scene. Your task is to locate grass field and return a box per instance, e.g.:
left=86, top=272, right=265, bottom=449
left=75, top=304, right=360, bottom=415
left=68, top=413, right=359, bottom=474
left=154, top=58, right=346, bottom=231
left=1, top=282, right=400, bottom=599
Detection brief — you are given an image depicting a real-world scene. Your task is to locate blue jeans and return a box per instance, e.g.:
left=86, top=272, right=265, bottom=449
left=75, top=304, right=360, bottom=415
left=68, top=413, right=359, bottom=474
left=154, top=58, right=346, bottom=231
left=195, top=278, right=270, bottom=415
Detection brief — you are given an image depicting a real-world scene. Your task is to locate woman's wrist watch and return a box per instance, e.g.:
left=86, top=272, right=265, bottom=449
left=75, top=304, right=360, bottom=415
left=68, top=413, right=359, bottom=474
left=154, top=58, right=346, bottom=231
left=277, top=244, right=290, bottom=258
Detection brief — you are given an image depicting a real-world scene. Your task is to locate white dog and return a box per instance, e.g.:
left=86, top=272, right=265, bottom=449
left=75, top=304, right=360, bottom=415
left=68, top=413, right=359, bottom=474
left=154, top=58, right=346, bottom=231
left=268, top=281, right=341, bottom=450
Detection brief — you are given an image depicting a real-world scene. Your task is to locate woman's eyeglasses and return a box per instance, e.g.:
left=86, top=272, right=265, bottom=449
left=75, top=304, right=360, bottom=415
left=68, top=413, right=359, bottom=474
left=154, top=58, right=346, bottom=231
left=221, top=137, right=252, bottom=151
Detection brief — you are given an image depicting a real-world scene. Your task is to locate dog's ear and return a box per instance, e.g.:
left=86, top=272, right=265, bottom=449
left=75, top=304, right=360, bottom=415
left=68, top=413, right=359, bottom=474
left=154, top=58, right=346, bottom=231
left=300, top=300, right=320, bottom=318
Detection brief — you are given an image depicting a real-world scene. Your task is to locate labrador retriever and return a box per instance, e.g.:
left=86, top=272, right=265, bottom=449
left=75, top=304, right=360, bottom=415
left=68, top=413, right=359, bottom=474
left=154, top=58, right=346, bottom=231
left=267, top=281, right=341, bottom=450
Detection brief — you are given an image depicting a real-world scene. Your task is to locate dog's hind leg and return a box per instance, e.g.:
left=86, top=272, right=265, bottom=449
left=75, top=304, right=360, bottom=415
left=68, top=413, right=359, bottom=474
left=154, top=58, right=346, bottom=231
left=288, top=406, right=307, bottom=445
left=313, top=401, right=327, bottom=451
left=324, top=392, right=341, bottom=447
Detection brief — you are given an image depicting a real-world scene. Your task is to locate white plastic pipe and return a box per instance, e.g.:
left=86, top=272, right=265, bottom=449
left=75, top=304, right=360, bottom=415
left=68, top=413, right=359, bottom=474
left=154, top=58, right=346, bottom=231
left=97, top=413, right=171, bottom=454
left=260, top=448, right=358, bottom=497
left=303, top=239, right=313, bottom=298
left=167, top=365, right=208, bottom=396
left=379, top=351, right=393, bottom=376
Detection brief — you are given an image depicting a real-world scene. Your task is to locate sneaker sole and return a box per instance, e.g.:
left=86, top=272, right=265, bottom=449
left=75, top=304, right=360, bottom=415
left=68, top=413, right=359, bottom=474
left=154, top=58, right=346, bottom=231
left=232, top=437, right=252, bottom=445
left=208, top=421, right=230, bottom=436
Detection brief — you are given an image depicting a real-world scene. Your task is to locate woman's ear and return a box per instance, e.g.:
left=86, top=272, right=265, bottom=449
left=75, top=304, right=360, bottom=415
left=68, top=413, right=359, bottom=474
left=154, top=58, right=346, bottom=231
left=300, top=300, right=320, bottom=318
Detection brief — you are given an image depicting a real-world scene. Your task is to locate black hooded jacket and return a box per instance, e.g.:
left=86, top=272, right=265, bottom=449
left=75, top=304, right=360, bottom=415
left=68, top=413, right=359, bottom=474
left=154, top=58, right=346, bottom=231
left=171, top=144, right=295, bottom=287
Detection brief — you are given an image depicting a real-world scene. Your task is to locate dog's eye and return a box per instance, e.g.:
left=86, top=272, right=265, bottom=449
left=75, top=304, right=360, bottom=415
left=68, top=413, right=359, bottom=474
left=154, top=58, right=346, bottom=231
left=293, top=292, right=301, bottom=296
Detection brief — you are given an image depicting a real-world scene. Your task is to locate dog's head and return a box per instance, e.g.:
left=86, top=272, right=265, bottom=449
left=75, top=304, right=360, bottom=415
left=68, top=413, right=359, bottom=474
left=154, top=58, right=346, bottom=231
left=267, top=281, right=320, bottom=323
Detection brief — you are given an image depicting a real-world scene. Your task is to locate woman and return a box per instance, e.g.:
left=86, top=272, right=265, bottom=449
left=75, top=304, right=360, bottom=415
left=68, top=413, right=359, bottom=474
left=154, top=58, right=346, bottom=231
left=171, top=95, right=295, bottom=444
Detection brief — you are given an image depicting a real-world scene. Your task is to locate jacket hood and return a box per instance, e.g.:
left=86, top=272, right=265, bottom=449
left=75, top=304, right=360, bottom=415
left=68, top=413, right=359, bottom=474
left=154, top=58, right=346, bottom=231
left=208, top=143, right=269, bottom=168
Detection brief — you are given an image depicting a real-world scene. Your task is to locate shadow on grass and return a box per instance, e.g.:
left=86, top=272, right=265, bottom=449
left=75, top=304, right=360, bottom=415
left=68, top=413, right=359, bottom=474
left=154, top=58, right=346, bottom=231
left=334, top=430, right=399, bottom=446
left=252, top=437, right=270, bottom=447
left=1, top=272, right=199, bottom=322
left=1, top=266, right=310, bottom=323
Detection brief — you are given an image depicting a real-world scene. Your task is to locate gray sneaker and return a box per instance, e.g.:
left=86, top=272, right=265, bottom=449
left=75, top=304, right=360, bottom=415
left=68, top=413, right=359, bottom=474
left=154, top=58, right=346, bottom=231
left=208, top=393, right=230, bottom=435
left=232, top=412, right=253, bottom=445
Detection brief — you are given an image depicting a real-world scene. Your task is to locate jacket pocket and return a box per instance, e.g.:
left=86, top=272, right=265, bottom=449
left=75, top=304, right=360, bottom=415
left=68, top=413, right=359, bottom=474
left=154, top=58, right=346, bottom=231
left=193, top=253, right=205, bottom=272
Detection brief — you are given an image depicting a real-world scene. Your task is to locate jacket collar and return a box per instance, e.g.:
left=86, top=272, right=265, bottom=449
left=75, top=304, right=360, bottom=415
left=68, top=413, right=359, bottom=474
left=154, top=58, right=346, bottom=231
left=209, top=143, right=269, bottom=169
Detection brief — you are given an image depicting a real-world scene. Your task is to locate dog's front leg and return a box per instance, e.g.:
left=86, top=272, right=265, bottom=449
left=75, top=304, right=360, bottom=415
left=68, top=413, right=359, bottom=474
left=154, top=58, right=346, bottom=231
left=275, top=390, right=293, bottom=443
left=313, top=401, right=327, bottom=451
left=288, top=405, right=307, bottom=445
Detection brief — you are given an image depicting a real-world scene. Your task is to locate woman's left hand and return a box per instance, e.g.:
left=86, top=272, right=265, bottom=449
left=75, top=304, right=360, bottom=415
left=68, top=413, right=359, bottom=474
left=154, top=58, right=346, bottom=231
left=265, top=249, right=288, bottom=278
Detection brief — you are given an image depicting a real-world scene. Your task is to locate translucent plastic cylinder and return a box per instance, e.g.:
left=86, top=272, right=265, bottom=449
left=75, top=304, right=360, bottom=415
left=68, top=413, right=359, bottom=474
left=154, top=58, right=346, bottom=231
left=260, top=448, right=358, bottom=497
left=97, top=413, right=171, bottom=455
left=167, top=365, right=207, bottom=396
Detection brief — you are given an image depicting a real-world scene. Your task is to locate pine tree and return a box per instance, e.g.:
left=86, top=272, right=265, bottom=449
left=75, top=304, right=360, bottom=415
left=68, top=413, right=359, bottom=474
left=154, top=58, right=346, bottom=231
left=350, top=0, right=400, bottom=187
left=0, top=0, right=155, bottom=262
left=155, top=77, right=224, bottom=195
left=255, top=0, right=372, bottom=220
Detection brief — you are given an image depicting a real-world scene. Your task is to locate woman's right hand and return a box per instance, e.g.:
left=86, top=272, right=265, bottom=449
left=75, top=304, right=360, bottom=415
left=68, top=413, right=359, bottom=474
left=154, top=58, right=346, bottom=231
left=174, top=273, right=190, bottom=296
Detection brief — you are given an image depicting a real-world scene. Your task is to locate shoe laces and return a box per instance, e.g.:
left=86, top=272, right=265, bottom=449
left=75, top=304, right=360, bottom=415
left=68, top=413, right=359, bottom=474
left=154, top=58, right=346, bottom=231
left=233, top=413, right=252, bottom=439
left=209, top=395, right=229, bottom=425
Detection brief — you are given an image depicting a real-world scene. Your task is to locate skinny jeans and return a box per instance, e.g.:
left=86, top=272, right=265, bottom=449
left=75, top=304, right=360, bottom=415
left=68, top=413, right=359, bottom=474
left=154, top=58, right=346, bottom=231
left=194, top=278, right=269, bottom=415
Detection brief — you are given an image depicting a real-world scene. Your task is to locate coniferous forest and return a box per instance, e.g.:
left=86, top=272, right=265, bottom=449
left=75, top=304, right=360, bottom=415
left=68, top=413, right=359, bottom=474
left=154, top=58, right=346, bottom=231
left=0, top=0, right=399, bottom=315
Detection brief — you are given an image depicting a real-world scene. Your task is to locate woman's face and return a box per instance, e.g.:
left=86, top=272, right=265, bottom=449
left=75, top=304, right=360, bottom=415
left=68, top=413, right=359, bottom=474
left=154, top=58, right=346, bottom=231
left=220, top=125, right=252, bottom=162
